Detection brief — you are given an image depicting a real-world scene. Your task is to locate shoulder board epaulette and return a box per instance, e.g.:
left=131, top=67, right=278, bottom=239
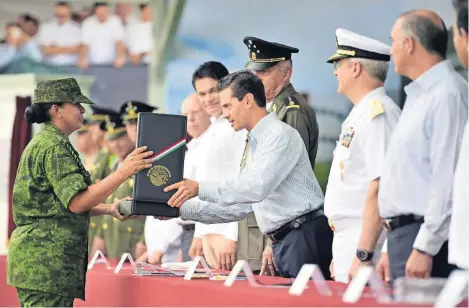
left=370, top=99, right=384, bottom=120
left=285, top=98, right=300, bottom=111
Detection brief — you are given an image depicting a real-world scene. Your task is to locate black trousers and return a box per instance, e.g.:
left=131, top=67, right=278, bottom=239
left=271, top=215, right=333, bottom=279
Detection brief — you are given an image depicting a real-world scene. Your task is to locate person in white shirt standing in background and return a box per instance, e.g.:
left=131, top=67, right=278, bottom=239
left=126, top=4, right=152, bottom=65
left=188, top=61, right=247, bottom=270
left=448, top=0, right=468, bottom=271
left=79, top=2, right=126, bottom=69
left=38, top=2, right=81, bottom=66
left=324, top=28, right=401, bottom=284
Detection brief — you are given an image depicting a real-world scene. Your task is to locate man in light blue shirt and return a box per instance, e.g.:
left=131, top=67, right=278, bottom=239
left=164, top=70, right=333, bottom=278
left=0, top=23, right=42, bottom=71
left=378, top=9, right=467, bottom=282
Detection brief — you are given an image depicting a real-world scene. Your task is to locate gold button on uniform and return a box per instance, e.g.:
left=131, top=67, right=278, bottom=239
left=103, top=223, right=108, bottom=230
left=127, top=227, right=132, bottom=233
left=91, top=222, right=96, bottom=228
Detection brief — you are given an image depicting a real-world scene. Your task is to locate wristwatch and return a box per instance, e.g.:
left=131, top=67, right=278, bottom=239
left=356, top=249, right=374, bottom=262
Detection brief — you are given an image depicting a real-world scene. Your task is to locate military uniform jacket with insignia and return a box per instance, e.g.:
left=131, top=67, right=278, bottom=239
left=269, top=83, right=319, bottom=169
left=324, top=87, right=401, bottom=222
left=237, top=83, right=320, bottom=271
left=88, top=147, right=116, bottom=251
left=96, top=163, right=144, bottom=259
left=7, top=123, right=92, bottom=300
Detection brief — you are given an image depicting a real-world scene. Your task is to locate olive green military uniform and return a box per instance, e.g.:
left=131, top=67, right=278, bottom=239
left=237, top=37, right=320, bottom=271
left=95, top=112, right=145, bottom=259
left=95, top=173, right=144, bottom=259
left=88, top=147, right=116, bottom=251
left=7, top=78, right=94, bottom=306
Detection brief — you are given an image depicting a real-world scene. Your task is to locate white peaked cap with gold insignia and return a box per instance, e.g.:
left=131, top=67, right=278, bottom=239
left=327, top=28, right=391, bottom=63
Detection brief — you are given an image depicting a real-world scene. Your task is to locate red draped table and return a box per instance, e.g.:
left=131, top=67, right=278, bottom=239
left=0, top=256, right=430, bottom=307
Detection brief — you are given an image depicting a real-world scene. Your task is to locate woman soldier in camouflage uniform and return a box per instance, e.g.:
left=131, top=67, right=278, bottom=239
left=6, top=78, right=153, bottom=307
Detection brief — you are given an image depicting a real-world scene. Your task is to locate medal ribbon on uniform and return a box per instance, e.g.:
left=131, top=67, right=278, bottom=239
left=149, top=138, right=186, bottom=163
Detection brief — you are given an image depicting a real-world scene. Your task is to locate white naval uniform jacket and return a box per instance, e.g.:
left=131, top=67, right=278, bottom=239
left=324, top=87, right=401, bottom=283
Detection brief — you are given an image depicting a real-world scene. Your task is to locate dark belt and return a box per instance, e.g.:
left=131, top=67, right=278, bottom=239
left=267, top=208, right=324, bottom=243
left=182, top=224, right=195, bottom=231
left=383, top=214, right=424, bottom=231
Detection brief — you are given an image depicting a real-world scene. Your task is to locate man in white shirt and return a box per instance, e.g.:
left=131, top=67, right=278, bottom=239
left=79, top=2, right=126, bottom=68
left=126, top=4, right=152, bottom=65
left=448, top=0, right=468, bottom=271
left=38, top=2, right=81, bottom=66
left=325, top=28, right=401, bottom=284
left=188, top=61, right=247, bottom=270
left=377, top=10, right=467, bottom=282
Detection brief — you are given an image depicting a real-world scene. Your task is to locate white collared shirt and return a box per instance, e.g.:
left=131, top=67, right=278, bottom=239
left=191, top=116, right=247, bottom=241
left=126, top=20, right=152, bottom=64
left=81, top=15, right=125, bottom=64
left=449, top=124, right=468, bottom=269
left=37, top=19, right=81, bottom=65
left=325, top=87, right=401, bottom=221
left=378, top=60, right=468, bottom=255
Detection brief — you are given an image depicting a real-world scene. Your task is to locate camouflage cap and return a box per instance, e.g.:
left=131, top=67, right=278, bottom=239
left=33, top=78, right=94, bottom=105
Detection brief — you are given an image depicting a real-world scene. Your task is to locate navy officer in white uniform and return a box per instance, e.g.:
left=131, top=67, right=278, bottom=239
left=163, top=70, right=333, bottom=279
left=324, top=28, right=401, bottom=283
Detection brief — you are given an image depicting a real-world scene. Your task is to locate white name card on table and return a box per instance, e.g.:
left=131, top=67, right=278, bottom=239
left=342, top=266, right=391, bottom=303
left=434, top=270, right=468, bottom=307
left=184, top=256, right=214, bottom=280
left=289, top=264, right=332, bottom=296
left=88, top=250, right=111, bottom=270
left=114, top=253, right=137, bottom=274
left=224, top=260, right=259, bottom=288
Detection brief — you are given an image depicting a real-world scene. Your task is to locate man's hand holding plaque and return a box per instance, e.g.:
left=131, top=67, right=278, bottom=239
left=164, top=179, right=199, bottom=207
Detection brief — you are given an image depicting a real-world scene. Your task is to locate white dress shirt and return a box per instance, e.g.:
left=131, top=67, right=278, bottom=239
left=325, top=87, right=401, bottom=220
left=126, top=20, right=152, bottom=63
left=190, top=116, right=246, bottom=241
left=37, top=19, right=81, bottom=66
left=378, top=60, right=468, bottom=255
left=81, top=15, right=125, bottom=64
left=182, top=113, right=324, bottom=234
left=449, top=124, right=468, bottom=269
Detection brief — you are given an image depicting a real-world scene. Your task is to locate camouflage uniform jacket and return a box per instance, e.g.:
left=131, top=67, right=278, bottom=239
left=7, top=123, right=91, bottom=300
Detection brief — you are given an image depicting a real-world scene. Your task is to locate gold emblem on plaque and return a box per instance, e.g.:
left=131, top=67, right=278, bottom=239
left=147, top=165, right=171, bottom=187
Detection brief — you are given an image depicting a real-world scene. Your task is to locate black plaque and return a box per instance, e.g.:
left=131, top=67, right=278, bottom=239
left=121, top=112, right=187, bottom=216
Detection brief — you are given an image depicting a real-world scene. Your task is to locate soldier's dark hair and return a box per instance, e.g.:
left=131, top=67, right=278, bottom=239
left=25, top=103, right=64, bottom=124
left=216, top=70, right=266, bottom=108
left=399, top=10, right=448, bottom=58
left=192, top=61, right=229, bottom=89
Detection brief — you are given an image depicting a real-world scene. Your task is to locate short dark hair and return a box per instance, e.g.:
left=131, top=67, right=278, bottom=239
left=457, top=6, right=468, bottom=34
left=21, top=14, right=39, bottom=27
left=56, top=1, right=70, bottom=6
left=93, top=2, right=108, bottom=9
left=400, top=11, right=448, bottom=58
left=216, top=70, right=267, bottom=108
left=139, top=3, right=148, bottom=10
left=192, top=61, right=229, bottom=89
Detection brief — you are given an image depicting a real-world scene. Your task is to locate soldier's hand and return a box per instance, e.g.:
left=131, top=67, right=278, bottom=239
left=216, top=239, right=237, bottom=271
left=119, top=146, right=153, bottom=178
left=189, top=238, right=203, bottom=259
left=260, top=246, right=276, bottom=276
left=164, top=179, right=199, bottom=207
